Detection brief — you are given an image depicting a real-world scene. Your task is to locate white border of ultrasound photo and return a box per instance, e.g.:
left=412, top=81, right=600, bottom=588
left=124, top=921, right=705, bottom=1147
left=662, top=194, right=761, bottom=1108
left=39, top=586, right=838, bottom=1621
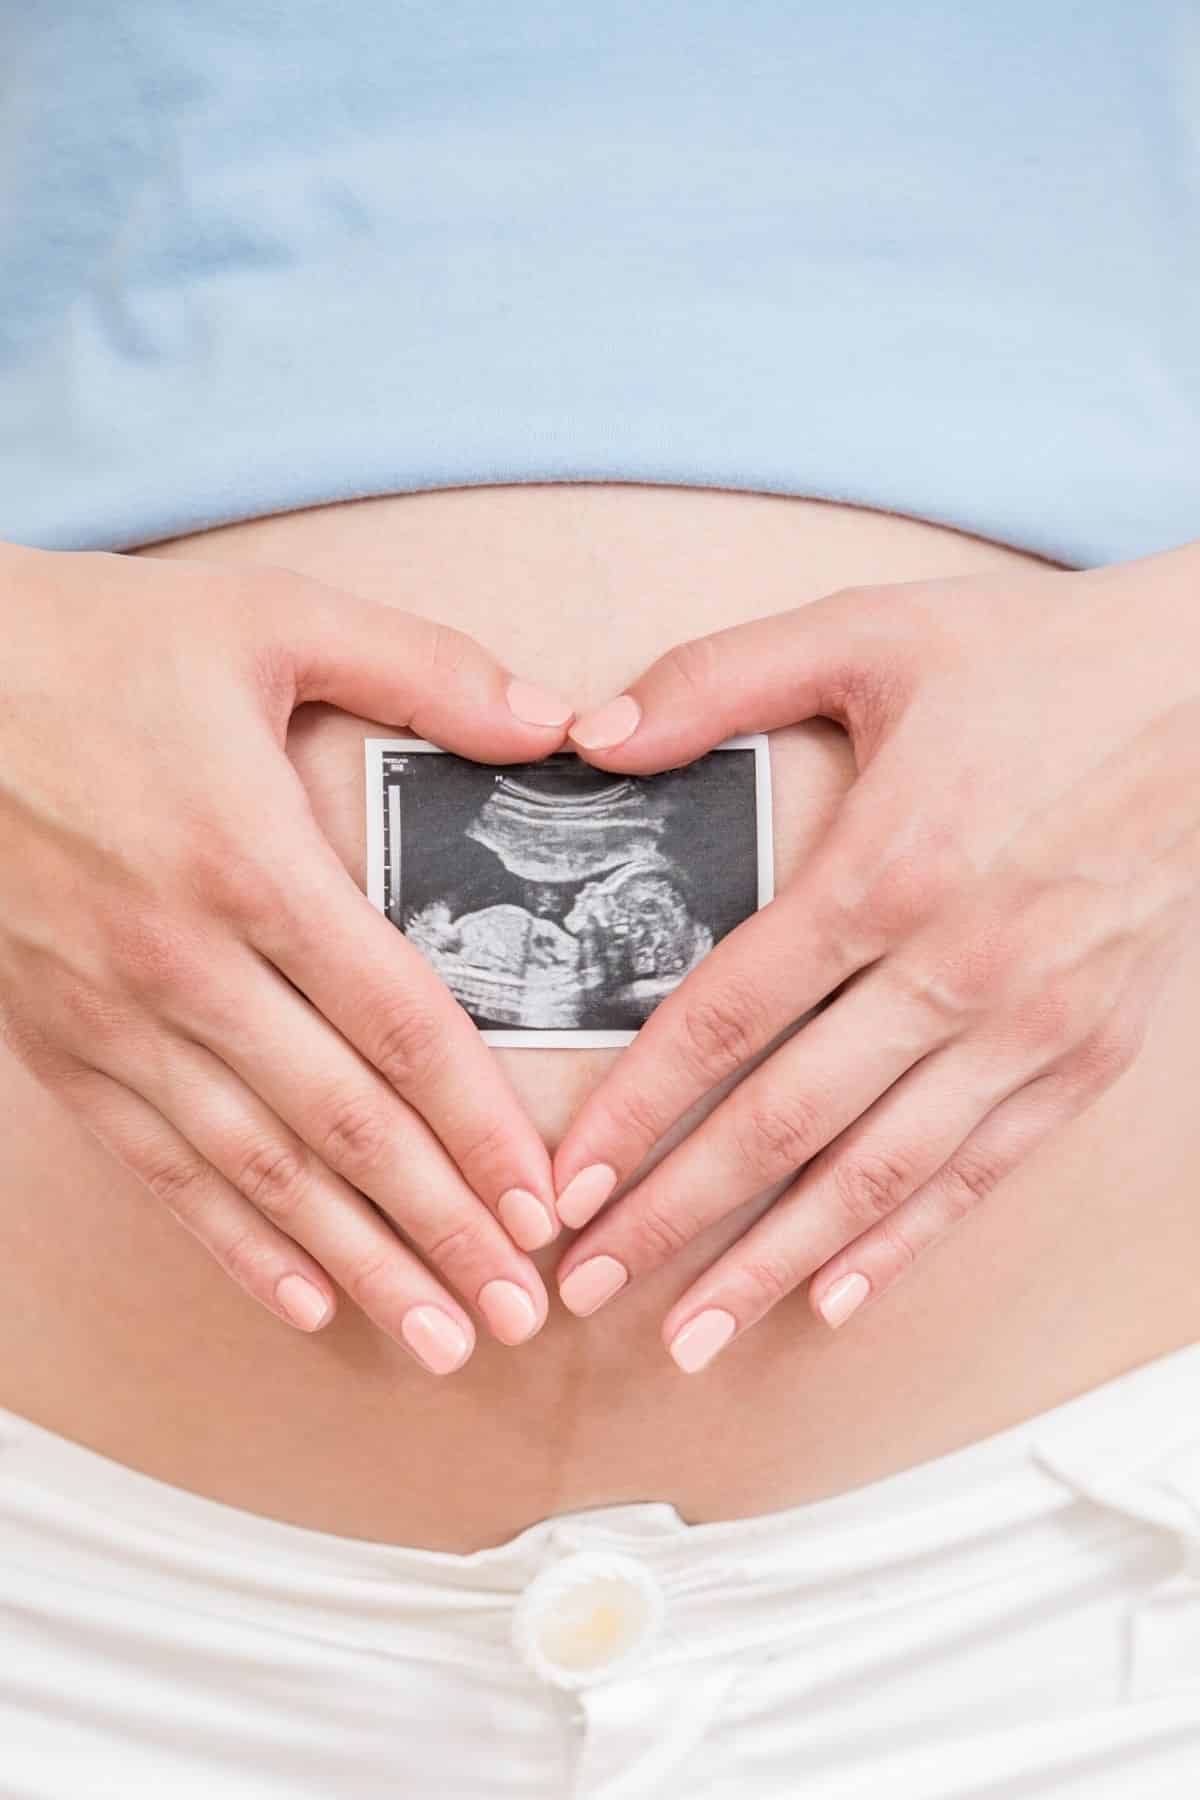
left=364, top=735, right=774, bottom=1048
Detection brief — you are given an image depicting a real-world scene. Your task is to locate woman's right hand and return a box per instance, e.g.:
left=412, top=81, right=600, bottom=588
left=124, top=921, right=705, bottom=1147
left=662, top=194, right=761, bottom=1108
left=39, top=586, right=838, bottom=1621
left=0, top=541, right=573, bottom=1372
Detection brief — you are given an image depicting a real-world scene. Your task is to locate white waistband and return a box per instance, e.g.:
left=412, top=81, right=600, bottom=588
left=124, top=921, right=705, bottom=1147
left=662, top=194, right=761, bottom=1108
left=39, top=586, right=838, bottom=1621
left=1, top=1339, right=1198, bottom=1675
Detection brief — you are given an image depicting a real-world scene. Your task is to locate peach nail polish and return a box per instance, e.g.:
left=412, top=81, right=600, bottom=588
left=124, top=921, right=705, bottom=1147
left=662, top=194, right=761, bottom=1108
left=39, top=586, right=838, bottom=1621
left=569, top=694, right=641, bottom=750
left=478, top=1279, right=540, bottom=1345
left=559, top=1255, right=628, bottom=1317
left=276, top=1274, right=330, bottom=1331
left=668, top=1308, right=737, bottom=1373
left=498, top=1187, right=557, bottom=1250
left=818, top=1272, right=870, bottom=1328
left=401, top=1305, right=472, bottom=1373
left=506, top=678, right=574, bottom=729
left=556, top=1163, right=618, bottom=1229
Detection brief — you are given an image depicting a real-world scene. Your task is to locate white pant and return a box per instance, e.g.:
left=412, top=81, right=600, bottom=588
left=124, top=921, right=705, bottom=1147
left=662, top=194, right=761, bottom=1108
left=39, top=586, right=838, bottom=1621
left=3, top=1342, right=1200, bottom=1798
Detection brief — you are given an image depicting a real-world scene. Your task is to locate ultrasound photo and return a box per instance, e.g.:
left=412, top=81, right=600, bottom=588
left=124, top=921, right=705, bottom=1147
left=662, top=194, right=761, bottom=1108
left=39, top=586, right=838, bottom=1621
left=365, top=737, right=773, bottom=1045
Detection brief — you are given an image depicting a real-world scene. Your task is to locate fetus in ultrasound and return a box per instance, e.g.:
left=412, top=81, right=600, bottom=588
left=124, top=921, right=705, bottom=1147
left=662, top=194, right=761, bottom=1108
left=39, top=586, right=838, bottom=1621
left=375, top=747, right=763, bottom=1036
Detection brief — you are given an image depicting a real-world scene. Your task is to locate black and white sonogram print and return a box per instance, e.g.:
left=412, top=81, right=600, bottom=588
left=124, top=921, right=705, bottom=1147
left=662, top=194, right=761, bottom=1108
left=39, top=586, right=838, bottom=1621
left=370, top=744, right=770, bottom=1039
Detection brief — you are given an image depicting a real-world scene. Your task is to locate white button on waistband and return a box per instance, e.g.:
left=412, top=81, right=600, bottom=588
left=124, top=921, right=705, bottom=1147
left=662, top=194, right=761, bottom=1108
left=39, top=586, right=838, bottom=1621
left=511, top=1550, right=666, bottom=1689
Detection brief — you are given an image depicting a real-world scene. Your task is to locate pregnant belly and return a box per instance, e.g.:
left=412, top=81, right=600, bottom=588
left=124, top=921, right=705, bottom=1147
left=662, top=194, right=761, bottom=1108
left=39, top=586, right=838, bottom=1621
left=1, top=483, right=1198, bottom=1554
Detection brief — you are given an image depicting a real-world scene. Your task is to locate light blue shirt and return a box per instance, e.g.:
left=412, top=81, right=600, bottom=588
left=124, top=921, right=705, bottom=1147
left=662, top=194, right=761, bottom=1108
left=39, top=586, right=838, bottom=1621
left=1, top=1, right=1196, bottom=566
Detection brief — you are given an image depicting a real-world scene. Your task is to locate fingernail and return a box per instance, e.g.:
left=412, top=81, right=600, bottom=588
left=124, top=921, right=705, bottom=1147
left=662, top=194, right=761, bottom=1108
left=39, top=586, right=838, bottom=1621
left=559, top=1254, right=628, bottom=1317
left=668, top=1307, right=737, bottom=1373
left=401, top=1305, right=472, bottom=1373
left=568, top=694, right=641, bottom=750
left=506, top=678, right=574, bottom=729
left=498, top=1187, right=558, bottom=1251
left=556, top=1163, right=618, bottom=1229
left=818, top=1271, right=870, bottom=1328
left=478, top=1279, right=540, bottom=1345
left=276, top=1274, right=331, bottom=1331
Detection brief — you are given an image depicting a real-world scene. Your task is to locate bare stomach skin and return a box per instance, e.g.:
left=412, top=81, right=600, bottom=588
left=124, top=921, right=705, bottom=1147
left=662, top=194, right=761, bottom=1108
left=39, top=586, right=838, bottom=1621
left=1, top=483, right=1198, bottom=1554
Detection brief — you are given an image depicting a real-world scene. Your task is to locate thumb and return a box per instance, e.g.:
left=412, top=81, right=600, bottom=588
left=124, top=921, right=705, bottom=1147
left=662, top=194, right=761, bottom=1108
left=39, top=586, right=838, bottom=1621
left=270, top=578, right=574, bottom=761
left=566, top=591, right=910, bottom=773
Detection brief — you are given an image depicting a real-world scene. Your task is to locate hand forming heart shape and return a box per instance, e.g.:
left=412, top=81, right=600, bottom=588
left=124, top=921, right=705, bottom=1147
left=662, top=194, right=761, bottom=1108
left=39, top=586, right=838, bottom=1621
left=549, top=541, right=1200, bottom=1372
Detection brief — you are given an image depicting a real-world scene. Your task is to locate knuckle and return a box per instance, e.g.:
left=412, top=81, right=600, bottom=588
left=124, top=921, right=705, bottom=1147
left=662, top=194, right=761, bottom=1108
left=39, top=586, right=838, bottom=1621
left=201, top=850, right=274, bottom=929
left=1069, top=1020, right=1143, bottom=1092
left=343, top=1247, right=400, bottom=1309
left=631, top=1200, right=694, bottom=1264
left=832, top=1146, right=915, bottom=1229
left=877, top=1211, right=920, bottom=1270
left=174, top=976, right=244, bottom=1046
left=372, top=1006, right=445, bottom=1093
left=681, top=982, right=769, bottom=1085
left=858, top=853, right=950, bottom=939
left=1011, top=981, right=1077, bottom=1054
left=660, top=633, right=720, bottom=696
left=927, top=943, right=1003, bottom=1015
left=941, top=1145, right=1002, bottom=1215
left=605, top=1080, right=672, bottom=1151
left=888, top=936, right=1005, bottom=1030
left=834, top=650, right=912, bottom=736
left=424, top=618, right=474, bottom=677
left=318, top=1096, right=388, bottom=1177
left=248, top=630, right=299, bottom=717
left=233, top=1140, right=310, bottom=1221
left=143, top=1150, right=208, bottom=1217
left=734, top=1089, right=827, bottom=1179
left=49, top=1062, right=108, bottom=1107
left=106, top=908, right=196, bottom=1003
left=451, top=1112, right=513, bottom=1184
left=422, top=1218, right=482, bottom=1277
left=54, top=978, right=128, bottom=1050
left=735, top=1252, right=795, bottom=1311
left=825, top=823, right=966, bottom=953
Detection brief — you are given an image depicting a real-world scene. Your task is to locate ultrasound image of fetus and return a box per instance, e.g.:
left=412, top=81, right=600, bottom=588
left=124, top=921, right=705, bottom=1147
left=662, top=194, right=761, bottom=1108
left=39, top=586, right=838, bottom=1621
left=380, top=747, right=761, bottom=1033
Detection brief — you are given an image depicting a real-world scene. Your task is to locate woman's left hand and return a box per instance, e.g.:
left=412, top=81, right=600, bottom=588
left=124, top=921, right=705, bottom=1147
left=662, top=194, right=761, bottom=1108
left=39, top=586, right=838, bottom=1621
left=550, top=543, right=1200, bottom=1369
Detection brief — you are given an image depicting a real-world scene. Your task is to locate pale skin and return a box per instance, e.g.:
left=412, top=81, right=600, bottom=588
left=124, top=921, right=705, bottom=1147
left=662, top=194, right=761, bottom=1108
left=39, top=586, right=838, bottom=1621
left=553, top=541, right=1200, bottom=1366
left=0, top=540, right=576, bottom=1372
left=2, top=535, right=1197, bottom=1377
